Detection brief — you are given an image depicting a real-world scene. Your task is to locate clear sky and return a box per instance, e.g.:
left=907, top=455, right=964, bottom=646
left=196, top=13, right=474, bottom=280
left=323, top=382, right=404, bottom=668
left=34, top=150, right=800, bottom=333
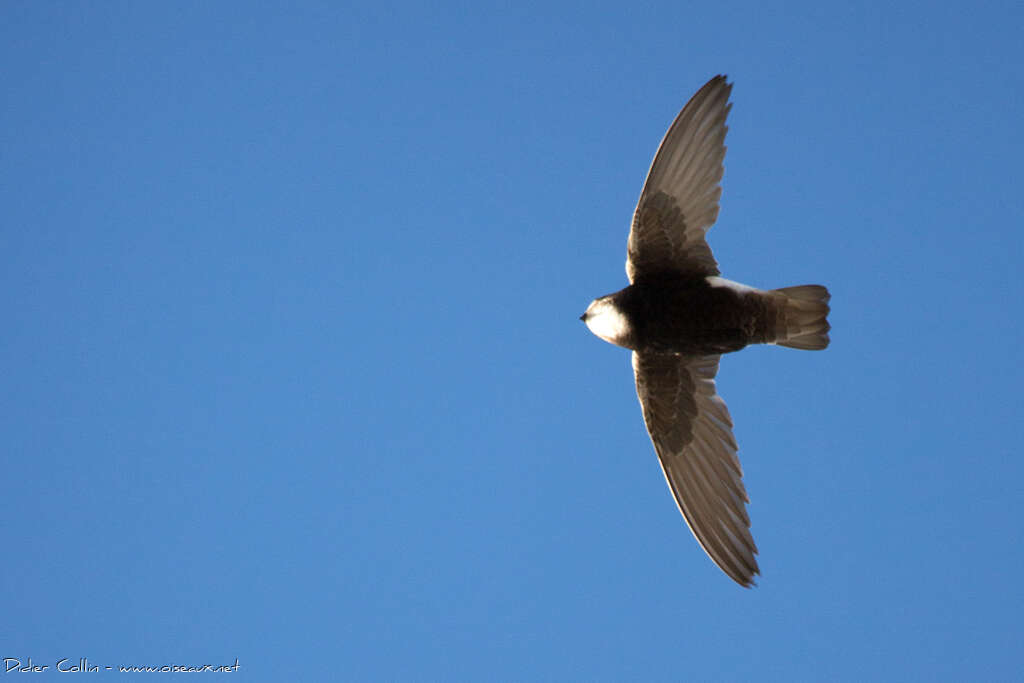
left=3, top=2, right=1023, bottom=681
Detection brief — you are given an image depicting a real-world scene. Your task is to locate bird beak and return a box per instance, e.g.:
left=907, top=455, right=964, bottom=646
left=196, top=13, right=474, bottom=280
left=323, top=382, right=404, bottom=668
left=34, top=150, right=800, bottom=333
left=579, top=313, right=587, bottom=322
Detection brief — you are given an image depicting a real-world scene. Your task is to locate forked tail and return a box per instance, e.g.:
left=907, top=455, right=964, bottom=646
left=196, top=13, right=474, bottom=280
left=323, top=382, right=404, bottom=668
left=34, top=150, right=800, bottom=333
left=769, top=285, right=831, bottom=350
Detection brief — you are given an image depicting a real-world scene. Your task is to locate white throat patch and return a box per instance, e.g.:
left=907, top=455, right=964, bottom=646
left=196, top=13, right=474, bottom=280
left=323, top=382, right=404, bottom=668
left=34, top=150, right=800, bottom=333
left=584, top=299, right=631, bottom=346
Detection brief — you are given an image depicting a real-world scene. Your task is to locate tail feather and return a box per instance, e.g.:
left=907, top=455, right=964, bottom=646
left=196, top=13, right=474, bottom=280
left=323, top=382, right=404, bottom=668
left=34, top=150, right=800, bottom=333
left=769, top=285, right=831, bottom=350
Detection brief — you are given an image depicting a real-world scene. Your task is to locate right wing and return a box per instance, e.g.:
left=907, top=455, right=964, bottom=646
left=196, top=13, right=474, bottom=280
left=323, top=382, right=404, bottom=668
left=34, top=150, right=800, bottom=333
left=632, top=351, right=759, bottom=586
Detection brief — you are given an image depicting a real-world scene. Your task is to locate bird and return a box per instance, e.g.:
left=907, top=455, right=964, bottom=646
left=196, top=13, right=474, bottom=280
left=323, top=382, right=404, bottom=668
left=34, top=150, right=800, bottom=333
left=580, top=75, right=830, bottom=587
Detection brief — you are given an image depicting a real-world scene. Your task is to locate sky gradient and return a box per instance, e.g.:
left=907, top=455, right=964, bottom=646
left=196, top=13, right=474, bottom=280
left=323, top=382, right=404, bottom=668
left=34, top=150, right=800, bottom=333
left=3, top=2, right=1023, bottom=680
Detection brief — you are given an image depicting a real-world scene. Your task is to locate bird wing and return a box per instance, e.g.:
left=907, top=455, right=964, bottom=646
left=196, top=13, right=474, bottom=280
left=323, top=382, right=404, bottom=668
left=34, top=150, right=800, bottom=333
left=632, top=351, right=759, bottom=586
left=626, top=75, right=732, bottom=282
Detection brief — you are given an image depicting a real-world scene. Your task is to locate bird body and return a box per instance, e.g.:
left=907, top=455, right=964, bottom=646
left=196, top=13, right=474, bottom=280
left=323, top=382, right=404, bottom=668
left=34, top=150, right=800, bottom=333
left=581, top=75, right=830, bottom=587
left=584, top=275, right=830, bottom=355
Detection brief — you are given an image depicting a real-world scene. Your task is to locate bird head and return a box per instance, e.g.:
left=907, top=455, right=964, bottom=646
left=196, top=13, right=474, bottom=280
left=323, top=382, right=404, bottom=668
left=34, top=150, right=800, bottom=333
left=580, top=296, right=632, bottom=348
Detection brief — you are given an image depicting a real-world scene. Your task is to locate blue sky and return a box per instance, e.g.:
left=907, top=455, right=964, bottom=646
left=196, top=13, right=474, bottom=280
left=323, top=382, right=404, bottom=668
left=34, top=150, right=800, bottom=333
left=3, top=1, right=1023, bottom=680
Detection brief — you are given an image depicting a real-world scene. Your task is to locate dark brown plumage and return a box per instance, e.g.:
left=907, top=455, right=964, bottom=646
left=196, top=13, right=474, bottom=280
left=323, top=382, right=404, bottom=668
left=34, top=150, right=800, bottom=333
left=581, top=75, right=830, bottom=587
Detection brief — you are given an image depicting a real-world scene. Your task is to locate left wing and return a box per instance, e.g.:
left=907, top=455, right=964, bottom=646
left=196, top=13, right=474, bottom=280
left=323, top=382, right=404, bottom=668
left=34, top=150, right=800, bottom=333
left=626, top=75, right=732, bottom=281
